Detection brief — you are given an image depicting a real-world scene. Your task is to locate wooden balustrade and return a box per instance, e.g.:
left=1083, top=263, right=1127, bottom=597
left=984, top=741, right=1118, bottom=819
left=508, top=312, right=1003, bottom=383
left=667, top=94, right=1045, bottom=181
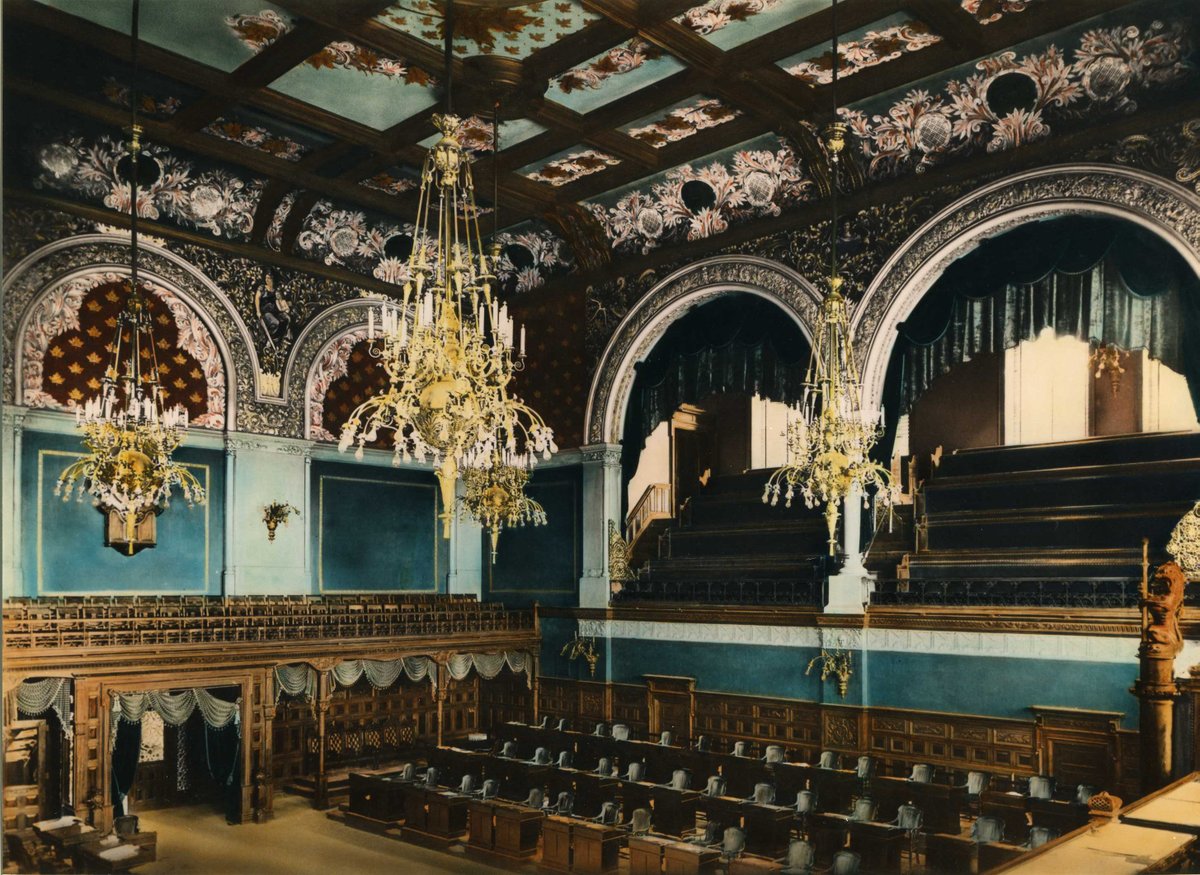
left=625, top=482, right=672, bottom=545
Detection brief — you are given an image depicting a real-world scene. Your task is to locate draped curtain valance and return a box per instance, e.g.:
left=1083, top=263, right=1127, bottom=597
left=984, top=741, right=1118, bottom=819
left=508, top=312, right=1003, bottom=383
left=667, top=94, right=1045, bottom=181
left=897, top=217, right=1200, bottom=415
left=273, top=664, right=319, bottom=704
left=16, top=678, right=72, bottom=737
left=328, top=657, right=436, bottom=691
left=110, top=689, right=241, bottom=728
left=447, top=651, right=532, bottom=688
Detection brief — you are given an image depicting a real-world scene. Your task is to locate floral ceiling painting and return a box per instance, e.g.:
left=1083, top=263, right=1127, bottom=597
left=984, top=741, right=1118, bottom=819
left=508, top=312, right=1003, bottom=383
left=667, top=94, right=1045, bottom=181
left=551, top=38, right=686, bottom=114
left=31, top=131, right=266, bottom=240
left=521, top=148, right=621, bottom=187
left=22, top=272, right=226, bottom=428
left=779, top=15, right=943, bottom=86
left=586, top=134, right=814, bottom=255
left=202, top=107, right=330, bottom=163
left=294, top=199, right=419, bottom=285
left=841, top=10, right=1195, bottom=182
left=35, top=0, right=294, bottom=73
left=963, top=0, right=1040, bottom=26
left=265, top=190, right=300, bottom=252
left=417, top=116, right=549, bottom=156
left=359, top=167, right=419, bottom=197
left=676, top=0, right=826, bottom=51
left=623, top=97, right=742, bottom=149
left=374, top=1, right=601, bottom=58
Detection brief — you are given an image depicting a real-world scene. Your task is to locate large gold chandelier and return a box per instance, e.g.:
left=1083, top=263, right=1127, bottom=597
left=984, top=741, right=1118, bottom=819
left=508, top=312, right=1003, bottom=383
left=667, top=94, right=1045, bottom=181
left=461, top=450, right=548, bottom=563
left=56, top=0, right=205, bottom=555
left=763, top=0, right=894, bottom=554
left=338, top=9, right=555, bottom=543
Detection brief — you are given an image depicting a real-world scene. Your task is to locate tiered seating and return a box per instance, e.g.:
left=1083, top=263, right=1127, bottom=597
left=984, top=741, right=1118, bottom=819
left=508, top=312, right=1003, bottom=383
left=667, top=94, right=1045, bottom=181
left=871, top=432, right=1200, bottom=607
left=1, top=594, right=533, bottom=649
left=616, top=472, right=829, bottom=606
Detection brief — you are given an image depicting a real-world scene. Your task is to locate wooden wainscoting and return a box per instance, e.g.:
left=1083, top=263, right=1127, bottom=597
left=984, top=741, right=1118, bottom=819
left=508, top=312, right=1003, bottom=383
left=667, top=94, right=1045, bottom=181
left=537, top=676, right=1142, bottom=799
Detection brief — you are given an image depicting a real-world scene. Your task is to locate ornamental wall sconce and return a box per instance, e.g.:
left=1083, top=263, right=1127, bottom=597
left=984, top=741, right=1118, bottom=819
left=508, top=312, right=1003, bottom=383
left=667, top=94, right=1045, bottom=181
left=806, top=647, right=854, bottom=699
left=262, top=501, right=300, bottom=542
left=1089, top=343, right=1128, bottom=398
left=561, top=635, right=599, bottom=678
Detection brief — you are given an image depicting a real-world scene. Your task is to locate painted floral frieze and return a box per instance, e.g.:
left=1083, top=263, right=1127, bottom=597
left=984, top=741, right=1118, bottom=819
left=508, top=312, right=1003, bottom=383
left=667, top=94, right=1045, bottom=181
left=32, top=134, right=265, bottom=240
left=376, top=1, right=600, bottom=57
left=203, top=118, right=309, bottom=162
left=676, top=0, right=786, bottom=37
left=494, top=225, right=575, bottom=293
left=554, top=38, right=665, bottom=93
left=295, top=199, right=419, bottom=284
left=225, top=9, right=294, bottom=53
left=360, top=172, right=418, bottom=196
left=783, top=21, right=943, bottom=86
left=588, top=137, right=813, bottom=255
left=524, top=150, right=621, bottom=186
left=962, top=0, right=1038, bottom=26
left=627, top=98, right=742, bottom=148
left=265, top=190, right=299, bottom=252
left=100, top=78, right=182, bottom=118
left=842, top=19, right=1193, bottom=181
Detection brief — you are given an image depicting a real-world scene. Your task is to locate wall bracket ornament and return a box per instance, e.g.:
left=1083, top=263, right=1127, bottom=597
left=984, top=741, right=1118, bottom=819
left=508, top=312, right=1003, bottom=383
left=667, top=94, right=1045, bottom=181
left=806, top=647, right=853, bottom=699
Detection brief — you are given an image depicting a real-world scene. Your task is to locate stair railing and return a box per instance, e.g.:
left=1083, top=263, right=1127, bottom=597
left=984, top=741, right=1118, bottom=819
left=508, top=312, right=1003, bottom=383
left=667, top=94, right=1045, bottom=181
left=625, top=482, right=672, bottom=545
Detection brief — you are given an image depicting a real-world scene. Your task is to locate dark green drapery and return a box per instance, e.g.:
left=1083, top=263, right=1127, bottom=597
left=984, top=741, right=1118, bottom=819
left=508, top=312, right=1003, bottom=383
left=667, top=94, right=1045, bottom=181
left=110, top=719, right=142, bottom=818
left=896, top=217, right=1199, bottom=416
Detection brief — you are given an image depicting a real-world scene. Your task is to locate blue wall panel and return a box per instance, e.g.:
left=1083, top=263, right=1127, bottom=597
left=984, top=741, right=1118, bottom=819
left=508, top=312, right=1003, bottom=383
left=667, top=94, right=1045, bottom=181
left=21, top=429, right=224, bottom=595
left=486, top=467, right=581, bottom=607
left=311, top=460, right=448, bottom=592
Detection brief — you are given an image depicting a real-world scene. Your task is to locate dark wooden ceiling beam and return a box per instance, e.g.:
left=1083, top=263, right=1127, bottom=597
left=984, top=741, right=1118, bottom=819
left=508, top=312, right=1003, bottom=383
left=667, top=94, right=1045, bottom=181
left=278, top=190, right=322, bottom=255
left=250, top=179, right=292, bottom=247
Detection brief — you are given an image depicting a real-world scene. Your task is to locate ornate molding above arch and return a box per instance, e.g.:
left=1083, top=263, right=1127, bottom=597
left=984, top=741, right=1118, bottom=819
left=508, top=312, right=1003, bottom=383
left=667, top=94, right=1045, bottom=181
left=853, top=165, right=1200, bottom=411
left=2, top=235, right=257, bottom=430
left=584, top=255, right=822, bottom=446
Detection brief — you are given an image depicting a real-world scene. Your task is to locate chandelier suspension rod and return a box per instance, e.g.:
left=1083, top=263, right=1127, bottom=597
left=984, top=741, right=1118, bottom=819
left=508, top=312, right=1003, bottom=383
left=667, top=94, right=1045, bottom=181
left=443, top=0, right=454, bottom=114
left=829, top=0, right=839, bottom=281
left=493, top=99, right=500, bottom=244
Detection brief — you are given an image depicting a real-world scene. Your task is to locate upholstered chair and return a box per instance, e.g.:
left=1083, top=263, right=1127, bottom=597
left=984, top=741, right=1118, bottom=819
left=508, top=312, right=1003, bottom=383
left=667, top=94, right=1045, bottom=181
left=695, top=735, right=711, bottom=752
left=459, top=774, right=476, bottom=794
left=593, top=723, right=607, bottom=736
left=479, top=779, right=498, bottom=800
left=849, top=798, right=876, bottom=822
left=659, top=731, right=673, bottom=746
left=530, top=747, right=550, bottom=765
left=908, top=764, right=933, bottom=784
left=536, top=716, right=550, bottom=729
left=666, top=769, right=690, bottom=791
left=971, top=816, right=1004, bottom=843
left=720, top=827, right=747, bottom=862
left=964, top=771, right=989, bottom=796
left=731, top=741, right=748, bottom=757
left=1028, top=776, right=1053, bottom=800
left=794, top=790, right=817, bottom=814
left=818, top=751, right=839, bottom=770
left=894, top=803, right=923, bottom=866
left=688, top=820, right=722, bottom=846
left=1074, top=784, right=1095, bottom=806
left=423, top=766, right=439, bottom=788
left=1026, top=826, right=1058, bottom=849
left=555, top=751, right=571, bottom=769
left=554, top=718, right=567, bottom=731
left=611, top=724, right=631, bottom=741
left=524, top=787, right=544, bottom=809
left=113, top=815, right=138, bottom=837
left=779, top=839, right=815, bottom=875
left=629, top=808, right=652, bottom=836
left=703, top=776, right=726, bottom=797
left=749, top=783, right=775, bottom=805
left=398, top=762, right=416, bottom=781
left=763, top=745, right=785, bottom=764
left=553, top=791, right=574, bottom=816
left=831, top=850, right=861, bottom=875
left=594, top=801, right=620, bottom=825
left=595, top=757, right=611, bottom=776
left=625, top=761, right=645, bottom=783
left=856, top=756, right=874, bottom=779
left=500, top=741, right=517, bottom=758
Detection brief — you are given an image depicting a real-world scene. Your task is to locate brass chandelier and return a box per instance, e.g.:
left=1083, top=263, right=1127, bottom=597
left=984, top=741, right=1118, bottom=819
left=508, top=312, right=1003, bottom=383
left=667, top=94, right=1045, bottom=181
left=763, top=0, right=894, bottom=554
left=339, top=2, right=555, bottom=547
left=56, top=0, right=205, bottom=555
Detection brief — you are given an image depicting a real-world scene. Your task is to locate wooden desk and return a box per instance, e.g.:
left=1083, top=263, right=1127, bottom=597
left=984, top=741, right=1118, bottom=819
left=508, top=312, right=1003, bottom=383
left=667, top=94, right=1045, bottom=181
left=978, top=841, right=1027, bottom=873
left=33, top=819, right=99, bottom=853
left=425, top=789, right=469, bottom=839
left=75, top=842, right=154, bottom=873
left=848, top=821, right=905, bottom=872
left=871, top=776, right=964, bottom=835
left=621, top=780, right=656, bottom=823
left=572, top=820, right=623, bottom=873
left=1120, top=772, right=1200, bottom=835
left=989, top=820, right=1196, bottom=874
left=804, top=813, right=850, bottom=865
left=925, top=833, right=974, bottom=875
left=697, top=794, right=744, bottom=832
left=629, top=835, right=672, bottom=875
left=662, top=840, right=720, bottom=875
left=543, top=815, right=574, bottom=872
left=1028, top=798, right=1088, bottom=835
left=493, top=802, right=542, bottom=858
left=980, top=790, right=1029, bottom=844
left=651, top=786, right=699, bottom=838
left=728, top=853, right=781, bottom=874
left=349, top=772, right=409, bottom=823
left=741, top=803, right=792, bottom=857
left=402, top=783, right=429, bottom=831
left=468, top=799, right=494, bottom=850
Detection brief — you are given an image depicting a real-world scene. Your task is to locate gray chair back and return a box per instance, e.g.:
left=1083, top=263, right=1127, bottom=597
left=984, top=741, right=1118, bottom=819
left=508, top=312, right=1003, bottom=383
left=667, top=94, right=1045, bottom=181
left=399, top=762, right=416, bottom=781
left=525, top=787, right=544, bottom=809
left=909, top=763, right=933, bottom=783
left=896, top=803, right=922, bottom=832
left=595, top=801, right=619, bottom=824
left=659, top=730, right=673, bottom=746
left=556, top=751, right=571, bottom=769
left=596, top=757, right=611, bottom=776
left=555, top=791, right=573, bottom=815
left=113, top=815, right=138, bottom=837
left=856, top=756, right=873, bottom=779
left=536, top=716, right=550, bottom=729
left=751, top=783, right=775, bottom=805
left=630, top=807, right=651, bottom=835
left=500, top=741, right=517, bottom=758
left=690, top=820, right=722, bottom=846
left=555, top=718, right=567, bottom=731
left=626, top=761, right=644, bottom=782
left=732, top=741, right=747, bottom=757
left=764, top=745, right=785, bottom=764
left=972, top=816, right=1004, bottom=843
left=1028, top=826, right=1057, bottom=849
left=721, top=827, right=746, bottom=860
left=966, top=771, right=988, bottom=795
left=818, top=751, right=838, bottom=769
left=424, top=766, right=439, bottom=787
left=667, top=770, right=688, bottom=791
left=593, top=722, right=607, bottom=736
left=1075, top=784, right=1095, bottom=806
left=696, top=735, right=710, bottom=752
left=531, top=747, right=550, bottom=765
left=831, top=850, right=861, bottom=875
left=1028, top=775, right=1053, bottom=799
left=704, top=775, right=726, bottom=797
left=459, top=774, right=476, bottom=794
left=611, top=724, right=630, bottom=741
left=850, top=797, right=876, bottom=822
left=795, top=790, right=816, bottom=814
left=781, top=839, right=815, bottom=875
left=480, top=779, right=498, bottom=800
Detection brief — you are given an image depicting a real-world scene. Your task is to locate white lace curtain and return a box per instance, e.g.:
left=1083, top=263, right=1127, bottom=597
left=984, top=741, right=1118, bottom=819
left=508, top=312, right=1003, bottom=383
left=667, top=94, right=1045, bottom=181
left=447, top=651, right=532, bottom=688
left=273, top=651, right=533, bottom=702
left=110, top=689, right=241, bottom=729
left=16, top=678, right=72, bottom=736
left=330, top=657, right=436, bottom=690
left=273, top=665, right=318, bottom=704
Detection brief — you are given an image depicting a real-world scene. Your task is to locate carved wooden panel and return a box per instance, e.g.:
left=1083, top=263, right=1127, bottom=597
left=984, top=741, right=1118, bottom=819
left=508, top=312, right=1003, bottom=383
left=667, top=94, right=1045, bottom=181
left=478, top=670, right=532, bottom=731
left=611, top=684, right=649, bottom=738
left=694, top=692, right=821, bottom=761
left=869, top=708, right=1037, bottom=778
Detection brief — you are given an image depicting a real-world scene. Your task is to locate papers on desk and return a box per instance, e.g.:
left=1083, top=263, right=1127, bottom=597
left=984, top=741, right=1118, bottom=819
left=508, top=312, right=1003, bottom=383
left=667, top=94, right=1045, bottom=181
left=34, top=816, right=80, bottom=830
left=98, top=845, right=140, bottom=862
left=99, top=835, right=122, bottom=848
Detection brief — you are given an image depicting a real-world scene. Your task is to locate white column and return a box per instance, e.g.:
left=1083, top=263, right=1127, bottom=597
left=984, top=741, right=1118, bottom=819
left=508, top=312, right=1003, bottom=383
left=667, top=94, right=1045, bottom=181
left=1, top=407, right=27, bottom=596
left=579, top=443, right=622, bottom=608
left=448, top=477, right=483, bottom=596
left=824, top=483, right=871, bottom=614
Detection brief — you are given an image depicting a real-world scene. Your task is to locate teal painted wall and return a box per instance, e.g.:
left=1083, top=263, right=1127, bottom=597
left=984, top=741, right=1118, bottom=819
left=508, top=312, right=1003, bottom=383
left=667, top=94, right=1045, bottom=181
left=485, top=467, right=581, bottom=607
left=310, top=460, right=449, bottom=592
left=20, top=429, right=224, bottom=595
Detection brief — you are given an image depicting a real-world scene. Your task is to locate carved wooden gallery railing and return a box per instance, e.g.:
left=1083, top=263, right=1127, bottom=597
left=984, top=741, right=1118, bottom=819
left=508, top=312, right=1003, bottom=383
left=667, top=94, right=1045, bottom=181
left=869, top=577, right=1200, bottom=609
left=2, top=594, right=535, bottom=650
left=612, top=573, right=825, bottom=606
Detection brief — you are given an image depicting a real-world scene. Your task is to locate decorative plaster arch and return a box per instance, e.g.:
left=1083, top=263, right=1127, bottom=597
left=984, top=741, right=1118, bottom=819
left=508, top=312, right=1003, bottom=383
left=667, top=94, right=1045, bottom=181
left=584, top=255, right=822, bottom=446
left=853, top=165, right=1200, bottom=414
left=3, top=234, right=259, bottom=431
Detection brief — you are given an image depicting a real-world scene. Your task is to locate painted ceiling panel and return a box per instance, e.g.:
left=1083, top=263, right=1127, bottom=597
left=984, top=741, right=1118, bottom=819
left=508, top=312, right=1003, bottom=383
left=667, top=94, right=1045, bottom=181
left=519, top=147, right=621, bottom=186
left=549, top=39, right=686, bottom=115
left=267, top=41, right=439, bottom=130
left=374, top=1, right=600, bottom=58
left=621, top=96, right=743, bottom=149
left=33, top=0, right=295, bottom=73
left=359, top=166, right=420, bottom=197
left=201, top=106, right=332, bottom=163
left=778, top=14, right=943, bottom=86
left=962, top=0, right=1041, bottom=26
left=417, top=116, right=549, bottom=154
left=676, top=0, right=829, bottom=51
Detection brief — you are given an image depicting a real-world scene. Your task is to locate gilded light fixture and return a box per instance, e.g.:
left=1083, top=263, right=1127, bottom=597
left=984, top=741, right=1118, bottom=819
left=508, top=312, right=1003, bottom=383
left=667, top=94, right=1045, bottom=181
left=55, top=0, right=204, bottom=556
left=1089, top=342, right=1128, bottom=398
left=561, top=634, right=599, bottom=678
left=763, top=0, right=894, bottom=554
left=461, top=452, right=547, bottom=562
left=338, top=5, right=556, bottom=539
left=262, top=501, right=300, bottom=542
left=806, top=647, right=853, bottom=699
